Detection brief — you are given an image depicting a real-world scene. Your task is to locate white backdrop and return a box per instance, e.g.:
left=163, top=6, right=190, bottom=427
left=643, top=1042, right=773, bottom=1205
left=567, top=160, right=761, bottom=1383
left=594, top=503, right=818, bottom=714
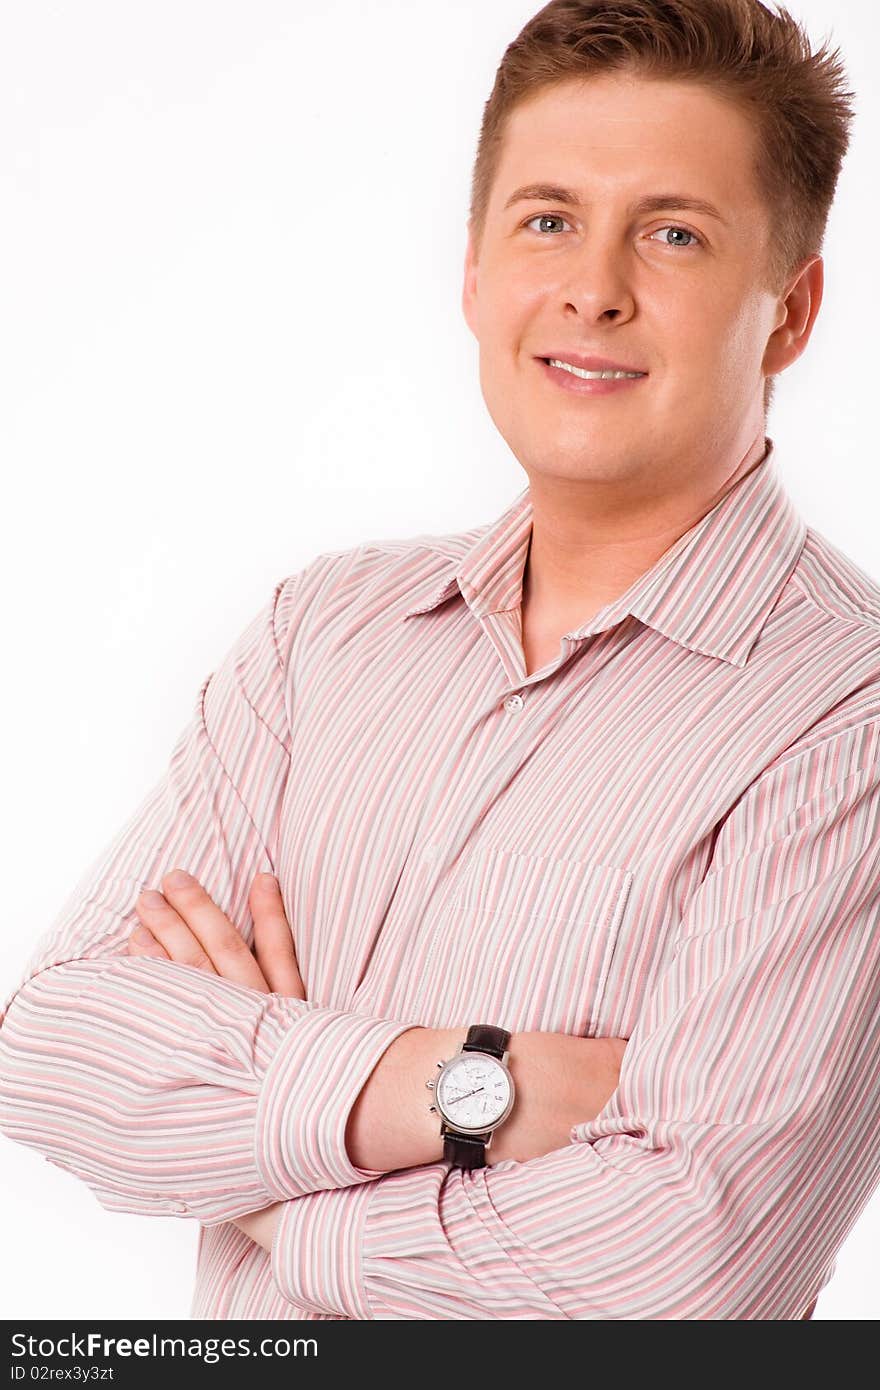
left=1, top=0, right=877, bottom=1320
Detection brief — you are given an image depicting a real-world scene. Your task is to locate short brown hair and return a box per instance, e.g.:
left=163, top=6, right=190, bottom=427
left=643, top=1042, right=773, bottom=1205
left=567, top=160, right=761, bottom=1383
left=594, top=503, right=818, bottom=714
left=468, top=0, right=856, bottom=415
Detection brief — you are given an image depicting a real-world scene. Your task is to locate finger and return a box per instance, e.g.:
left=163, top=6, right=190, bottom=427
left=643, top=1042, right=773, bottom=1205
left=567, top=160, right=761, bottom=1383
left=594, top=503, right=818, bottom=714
left=135, top=889, right=220, bottom=974
left=126, top=923, right=171, bottom=960
left=250, top=874, right=306, bottom=998
left=159, top=870, right=272, bottom=993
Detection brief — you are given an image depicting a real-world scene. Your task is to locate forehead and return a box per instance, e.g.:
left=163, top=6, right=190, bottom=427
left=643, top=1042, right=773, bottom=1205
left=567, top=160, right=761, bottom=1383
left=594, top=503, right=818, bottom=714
left=492, top=73, right=763, bottom=214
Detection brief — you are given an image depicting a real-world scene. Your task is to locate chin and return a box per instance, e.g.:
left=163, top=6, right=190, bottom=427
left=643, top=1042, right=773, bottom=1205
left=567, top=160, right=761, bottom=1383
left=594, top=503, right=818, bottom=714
left=524, top=437, right=634, bottom=479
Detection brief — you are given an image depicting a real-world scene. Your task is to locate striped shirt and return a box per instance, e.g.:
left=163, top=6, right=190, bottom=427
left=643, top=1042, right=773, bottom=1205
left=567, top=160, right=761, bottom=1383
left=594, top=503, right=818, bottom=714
left=1, top=436, right=879, bottom=1320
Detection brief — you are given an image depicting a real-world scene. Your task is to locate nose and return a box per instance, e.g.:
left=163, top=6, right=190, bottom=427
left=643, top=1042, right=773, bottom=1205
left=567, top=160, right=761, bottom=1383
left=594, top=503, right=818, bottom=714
left=558, top=237, right=636, bottom=325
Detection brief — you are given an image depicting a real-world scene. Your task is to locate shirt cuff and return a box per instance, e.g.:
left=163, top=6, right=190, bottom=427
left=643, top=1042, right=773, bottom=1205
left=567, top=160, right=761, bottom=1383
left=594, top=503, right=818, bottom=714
left=270, top=1178, right=376, bottom=1319
left=254, top=1005, right=415, bottom=1198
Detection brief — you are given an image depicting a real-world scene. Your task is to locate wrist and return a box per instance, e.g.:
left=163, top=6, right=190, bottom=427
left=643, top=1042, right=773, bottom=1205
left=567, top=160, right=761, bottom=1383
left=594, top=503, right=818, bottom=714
left=345, top=1025, right=464, bottom=1173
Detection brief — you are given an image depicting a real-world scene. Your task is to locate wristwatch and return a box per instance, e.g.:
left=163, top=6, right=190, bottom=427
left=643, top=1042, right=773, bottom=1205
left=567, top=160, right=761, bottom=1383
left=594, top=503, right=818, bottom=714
left=426, top=1023, right=515, bottom=1169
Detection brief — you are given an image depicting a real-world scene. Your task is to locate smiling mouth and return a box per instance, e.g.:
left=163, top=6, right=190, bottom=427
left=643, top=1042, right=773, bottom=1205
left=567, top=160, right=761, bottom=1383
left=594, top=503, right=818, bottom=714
left=540, top=358, right=647, bottom=380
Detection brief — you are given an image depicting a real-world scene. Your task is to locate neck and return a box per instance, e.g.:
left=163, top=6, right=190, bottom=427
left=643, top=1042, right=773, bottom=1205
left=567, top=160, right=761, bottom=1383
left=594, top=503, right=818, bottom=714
left=520, top=432, right=770, bottom=629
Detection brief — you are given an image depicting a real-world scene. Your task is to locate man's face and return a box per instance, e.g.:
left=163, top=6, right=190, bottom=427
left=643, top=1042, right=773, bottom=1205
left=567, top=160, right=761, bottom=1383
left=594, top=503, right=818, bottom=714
left=462, top=73, right=795, bottom=494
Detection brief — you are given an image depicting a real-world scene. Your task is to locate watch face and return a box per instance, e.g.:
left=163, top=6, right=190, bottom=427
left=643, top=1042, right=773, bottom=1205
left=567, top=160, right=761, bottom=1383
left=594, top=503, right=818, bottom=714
left=436, top=1052, right=514, bottom=1132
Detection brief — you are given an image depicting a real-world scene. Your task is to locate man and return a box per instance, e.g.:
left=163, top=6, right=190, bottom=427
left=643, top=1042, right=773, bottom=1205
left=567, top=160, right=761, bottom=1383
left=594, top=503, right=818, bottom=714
left=1, top=0, right=876, bottom=1319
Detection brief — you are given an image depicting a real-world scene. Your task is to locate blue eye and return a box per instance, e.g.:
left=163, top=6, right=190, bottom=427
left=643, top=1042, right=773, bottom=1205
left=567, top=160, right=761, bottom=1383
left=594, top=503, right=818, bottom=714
left=524, top=213, right=572, bottom=235
left=648, top=225, right=702, bottom=249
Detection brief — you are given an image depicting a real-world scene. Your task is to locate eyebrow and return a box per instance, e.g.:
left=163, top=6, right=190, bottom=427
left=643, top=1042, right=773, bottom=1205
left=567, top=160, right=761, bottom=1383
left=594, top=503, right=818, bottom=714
left=502, top=183, right=726, bottom=222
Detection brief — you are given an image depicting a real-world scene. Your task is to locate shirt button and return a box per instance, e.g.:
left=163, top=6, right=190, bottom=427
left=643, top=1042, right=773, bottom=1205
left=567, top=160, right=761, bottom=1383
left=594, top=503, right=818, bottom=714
left=504, top=693, right=525, bottom=713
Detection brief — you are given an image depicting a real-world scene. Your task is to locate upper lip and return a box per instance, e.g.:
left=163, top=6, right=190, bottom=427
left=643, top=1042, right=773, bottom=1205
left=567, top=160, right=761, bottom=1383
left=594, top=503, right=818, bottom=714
left=538, top=352, right=647, bottom=373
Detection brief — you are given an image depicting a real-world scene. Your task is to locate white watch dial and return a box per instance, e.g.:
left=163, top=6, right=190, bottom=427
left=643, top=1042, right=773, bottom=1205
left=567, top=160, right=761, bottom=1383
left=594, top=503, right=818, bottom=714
left=437, top=1052, right=512, bottom=1130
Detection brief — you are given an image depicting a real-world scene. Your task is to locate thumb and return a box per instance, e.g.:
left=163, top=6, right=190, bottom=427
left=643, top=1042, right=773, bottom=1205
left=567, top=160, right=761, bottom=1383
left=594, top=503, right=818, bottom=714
left=250, top=873, right=307, bottom=999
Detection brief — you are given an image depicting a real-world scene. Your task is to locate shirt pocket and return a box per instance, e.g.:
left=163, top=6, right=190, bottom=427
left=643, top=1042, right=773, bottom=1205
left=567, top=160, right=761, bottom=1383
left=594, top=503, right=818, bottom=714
left=423, top=844, right=634, bottom=1037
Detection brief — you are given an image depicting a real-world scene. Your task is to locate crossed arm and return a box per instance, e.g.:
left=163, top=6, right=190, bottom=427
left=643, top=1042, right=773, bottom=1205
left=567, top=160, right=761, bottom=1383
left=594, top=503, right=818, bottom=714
left=125, top=866, right=628, bottom=1252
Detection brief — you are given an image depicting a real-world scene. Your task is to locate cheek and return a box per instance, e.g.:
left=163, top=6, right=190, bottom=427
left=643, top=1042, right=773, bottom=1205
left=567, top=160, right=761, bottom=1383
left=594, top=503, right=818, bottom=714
left=653, top=283, right=765, bottom=392
left=656, top=281, right=722, bottom=343
left=478, top=257, right=542, bottom=338
left=476, top=323, right=525, bottom=404
left=712, top=297, right=772, bottom=389
left=478, top=351, right=521, bottom=427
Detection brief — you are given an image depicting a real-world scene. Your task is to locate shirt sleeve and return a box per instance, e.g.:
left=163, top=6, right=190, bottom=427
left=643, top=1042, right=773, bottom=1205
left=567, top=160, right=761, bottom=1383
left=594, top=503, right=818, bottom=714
left=268, top=700, right=880, bottom=1319
left=0, top=559, right=415, bottom=1225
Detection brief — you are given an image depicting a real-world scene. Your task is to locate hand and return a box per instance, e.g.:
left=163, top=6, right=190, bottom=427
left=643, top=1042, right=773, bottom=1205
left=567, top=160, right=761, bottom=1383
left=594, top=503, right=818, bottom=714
left=126, top=868, right=305, bottom=999
left=126, top=867, right=301, bottom=1252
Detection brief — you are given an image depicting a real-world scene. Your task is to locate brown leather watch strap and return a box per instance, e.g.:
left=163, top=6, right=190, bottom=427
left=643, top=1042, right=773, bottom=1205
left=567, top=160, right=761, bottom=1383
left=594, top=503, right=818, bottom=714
left=443, top=1127, right=494, bottom=1169
left=461, top=1023, right=510, bottom=1057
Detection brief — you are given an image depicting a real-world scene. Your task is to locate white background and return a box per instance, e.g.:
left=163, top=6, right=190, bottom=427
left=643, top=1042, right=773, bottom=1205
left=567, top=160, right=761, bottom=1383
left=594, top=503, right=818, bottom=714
left=1, top=0, right=877, bottom=1319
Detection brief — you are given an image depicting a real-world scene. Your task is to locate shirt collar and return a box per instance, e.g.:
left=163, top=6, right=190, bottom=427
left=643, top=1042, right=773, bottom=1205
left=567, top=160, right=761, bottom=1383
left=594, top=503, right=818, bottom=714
left=402, top=437, right=806, bottom=668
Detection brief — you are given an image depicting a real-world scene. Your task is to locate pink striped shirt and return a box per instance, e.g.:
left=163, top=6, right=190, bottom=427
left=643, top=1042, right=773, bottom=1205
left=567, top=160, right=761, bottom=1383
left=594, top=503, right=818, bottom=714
left=2, top=437, right=879, bottom=1319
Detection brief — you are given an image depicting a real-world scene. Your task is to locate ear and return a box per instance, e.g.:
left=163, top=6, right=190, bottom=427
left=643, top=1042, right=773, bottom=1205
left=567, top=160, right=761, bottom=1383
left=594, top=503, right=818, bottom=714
left=461, top=221, right=480, bottom=342
left=762, top=254, right=824, bottom=377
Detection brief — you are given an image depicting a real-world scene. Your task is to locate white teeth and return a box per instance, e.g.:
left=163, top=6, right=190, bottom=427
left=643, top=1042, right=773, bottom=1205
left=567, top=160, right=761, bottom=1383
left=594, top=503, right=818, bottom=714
left=547, top=359, right=644, bottom=380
